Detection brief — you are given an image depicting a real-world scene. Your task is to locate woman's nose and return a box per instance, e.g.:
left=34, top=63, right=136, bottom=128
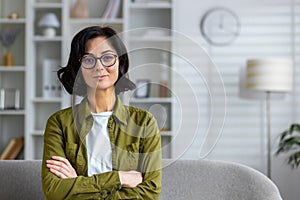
left=95, top=59, right=105, bottom=70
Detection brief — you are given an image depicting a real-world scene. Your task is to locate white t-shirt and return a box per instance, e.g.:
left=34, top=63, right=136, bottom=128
left=86, top=111, right=113, bottom=176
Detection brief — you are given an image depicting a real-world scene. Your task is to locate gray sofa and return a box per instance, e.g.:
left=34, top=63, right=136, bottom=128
left=0, top=159, right=282, bottom=200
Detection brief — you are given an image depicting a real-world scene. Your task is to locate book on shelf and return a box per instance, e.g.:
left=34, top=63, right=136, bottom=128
left=102, top=0, right=121, bottom=19
left=0, top=137, right=24, bottom=160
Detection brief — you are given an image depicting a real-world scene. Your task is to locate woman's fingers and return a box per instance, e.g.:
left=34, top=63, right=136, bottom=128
left=46, top=163, right=67, bottom=175
left=48, top=156, right=71, bottom=171
left=51, top=156, right=74, bottom=169
left=49, top=166, right=67, bottom=179
left=46, top=156, right=77, bottom=179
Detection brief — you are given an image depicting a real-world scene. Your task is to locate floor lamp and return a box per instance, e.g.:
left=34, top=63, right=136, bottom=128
left=245, top=58, right=293, bottom=179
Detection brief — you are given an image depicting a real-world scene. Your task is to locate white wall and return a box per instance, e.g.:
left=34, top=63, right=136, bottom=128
left=173, top=0, right=300, bottom=199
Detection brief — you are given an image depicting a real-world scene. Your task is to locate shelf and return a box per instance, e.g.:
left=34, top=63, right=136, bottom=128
left=69, top=18, right=124, bottom=25
left=0, top=18, right=26, bottom=24
left=33, top=36, right=63, bottom=42
left=0, top=109, right=25, bottom=115
left=130, top=97, right=172, bottom=103
left=0, top=66, right=26, bottom=72
left=129, top=2, right=172, bottom=9
left=33, top=2, right=63, bottom=9
left=32, top=97, right=62, bottom=103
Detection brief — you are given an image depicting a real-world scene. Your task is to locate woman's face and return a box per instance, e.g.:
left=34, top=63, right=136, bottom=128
left=80, top=36, right=119, bottom=93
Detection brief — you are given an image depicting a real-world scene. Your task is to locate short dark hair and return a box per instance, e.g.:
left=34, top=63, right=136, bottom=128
left=57, top=26, right=136, bottom=96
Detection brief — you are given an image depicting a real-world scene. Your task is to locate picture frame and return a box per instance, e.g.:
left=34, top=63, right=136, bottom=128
left=135, top=79, right=150, bottom=98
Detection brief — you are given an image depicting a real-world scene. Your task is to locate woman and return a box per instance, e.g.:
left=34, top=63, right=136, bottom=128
left=41, top=26, right=162, bottom=200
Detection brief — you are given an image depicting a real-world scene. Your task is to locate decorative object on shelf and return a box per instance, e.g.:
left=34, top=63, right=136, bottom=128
left=102, top=0, right=121, bottom=19
left=200, top=7, right=240, bottom=46
left=7, top=12, right=20, bottom=19
left=71, top=0, right=89, bottom=18
left=245, top=58, right=293, bottom=178
left=0, top=88, right=20, bottom=110
left=276, top=123, right=300, bottom=169
left=0, top=27, right=22, bottom=66
left=38, top=13, right=60, bottom=37
left=42, top=59, right=61, bottom=98
left=135, top=79, right=150, bottom=98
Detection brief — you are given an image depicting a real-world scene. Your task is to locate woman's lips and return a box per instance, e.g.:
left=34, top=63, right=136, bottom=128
left=94, top=75, right=108, bottom=80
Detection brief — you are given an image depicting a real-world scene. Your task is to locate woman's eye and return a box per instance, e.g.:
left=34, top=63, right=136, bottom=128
left=102, top=55, right=114, bottom=62
left=83, top=57, right=95, bottom=64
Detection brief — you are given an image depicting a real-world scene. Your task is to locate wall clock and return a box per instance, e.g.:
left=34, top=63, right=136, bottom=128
left=200, top=7, right=240, bottom=46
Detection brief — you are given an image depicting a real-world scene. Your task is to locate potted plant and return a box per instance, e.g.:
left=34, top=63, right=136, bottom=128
left=276, top=124, right=300, bottom=168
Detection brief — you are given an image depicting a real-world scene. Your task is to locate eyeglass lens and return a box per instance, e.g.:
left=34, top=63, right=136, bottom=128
left=81, top=54, right=117, bottom=69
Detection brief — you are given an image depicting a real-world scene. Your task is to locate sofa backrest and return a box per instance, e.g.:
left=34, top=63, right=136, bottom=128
left=0, top=159, right=282, bottom=200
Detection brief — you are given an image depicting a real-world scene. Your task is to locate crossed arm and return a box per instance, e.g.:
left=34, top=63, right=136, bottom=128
left=46, top=156, right=142, bottom=188
left=42, top=114, right=162, bottom=200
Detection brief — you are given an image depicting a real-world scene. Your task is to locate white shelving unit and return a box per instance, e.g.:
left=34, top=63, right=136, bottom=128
left=124, top=0, right=174, bottom=158
left=0, top=0, right=27, bottom=159
left=0, top=0, right=174, bottom=160
left=25, top=0, right=64, bottom=159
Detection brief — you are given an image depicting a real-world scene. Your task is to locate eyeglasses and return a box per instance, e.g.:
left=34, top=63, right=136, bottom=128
left=80, top=53, right=118, bottom=69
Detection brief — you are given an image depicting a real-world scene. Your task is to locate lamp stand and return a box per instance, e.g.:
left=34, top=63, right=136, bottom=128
left=266, top=91, right=271, bottom=179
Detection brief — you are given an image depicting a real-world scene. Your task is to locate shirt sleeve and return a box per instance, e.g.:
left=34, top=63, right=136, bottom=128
left=109, top=113, right=162, bottom=200
left=41, top=113, right=122, bottom=200
left=42, top=110, right=162, bottom=200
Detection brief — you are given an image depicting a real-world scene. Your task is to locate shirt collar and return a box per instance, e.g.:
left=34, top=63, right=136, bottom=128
left=112, top=96, right=128, bottom=126
left=75, top=96, right=128, bottom=126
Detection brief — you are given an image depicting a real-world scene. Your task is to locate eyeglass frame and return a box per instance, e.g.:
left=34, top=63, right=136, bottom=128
left=79, top=53, right=118, bottom=69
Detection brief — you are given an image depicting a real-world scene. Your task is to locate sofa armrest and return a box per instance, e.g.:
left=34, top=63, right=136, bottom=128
left=161, top=159, right=282, bottom=200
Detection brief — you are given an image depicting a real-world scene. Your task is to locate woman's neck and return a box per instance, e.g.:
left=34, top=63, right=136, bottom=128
left=87, top=89, right=116, bottom=113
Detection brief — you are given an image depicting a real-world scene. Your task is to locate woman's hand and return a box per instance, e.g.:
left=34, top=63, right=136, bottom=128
left=46, top=156, right=78, bottom=179
left=118, top=170, right=143, bottom=188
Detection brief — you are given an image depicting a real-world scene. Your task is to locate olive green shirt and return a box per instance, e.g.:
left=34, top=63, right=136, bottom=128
left=41, top=97, right=162, bottom=200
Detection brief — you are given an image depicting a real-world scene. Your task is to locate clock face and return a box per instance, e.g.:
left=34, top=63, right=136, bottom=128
left=200, top=7, right=240, bottom=46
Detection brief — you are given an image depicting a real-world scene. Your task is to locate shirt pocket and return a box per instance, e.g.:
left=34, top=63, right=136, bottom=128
left=126, top=142, right=140, bottom=170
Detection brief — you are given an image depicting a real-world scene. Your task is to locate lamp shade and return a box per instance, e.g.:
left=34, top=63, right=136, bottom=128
left=246, top=58, right=293, bottom=92
left=38, top=13, right=60, bottom=28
